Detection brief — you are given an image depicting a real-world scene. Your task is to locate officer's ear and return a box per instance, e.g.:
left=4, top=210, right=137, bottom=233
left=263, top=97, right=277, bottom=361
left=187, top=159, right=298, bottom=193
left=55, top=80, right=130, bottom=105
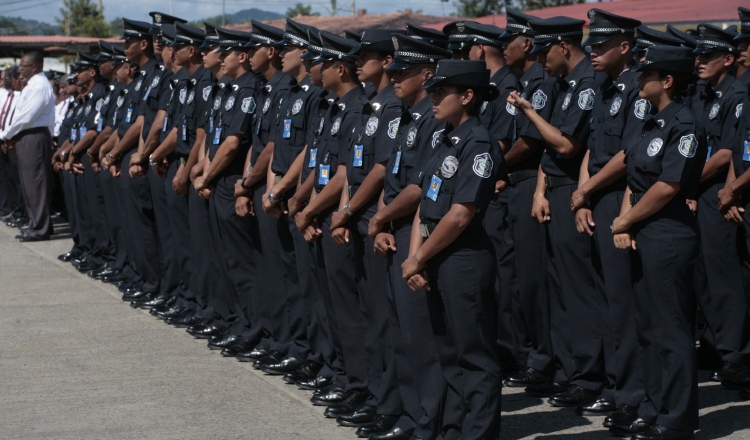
left=382, top=54, right=394, bottom=70
left=722, top=53, right=735, bottom=68
left=460, top=88, right=475, bottom=106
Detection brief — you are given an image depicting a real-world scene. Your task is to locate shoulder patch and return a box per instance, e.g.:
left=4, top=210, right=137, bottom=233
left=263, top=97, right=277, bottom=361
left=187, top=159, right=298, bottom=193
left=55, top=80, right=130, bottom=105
left=441, top=156, right=459, bottom=179
left=225, top=95, right=235, bottom=111
left=647, top=138, right=663, bottom=156
left=292, top=99, right=304, bottom=115
left=365, top=116, right=379, bottom=136
left=532, top=89, right=547, bottom=110
left=387, top=118, right=400, bottom=139
left=577, top=88, right=595, bottom=111
left=431, top=129, right=444, bottom=148
left=331, top=117, right=341, bottom=135
left=241, top=97, right=256, bottom=114
left=473, top=153, right=493, bottom=178
left=678, top=134, right=697, bottom=158
left=633, top=99, right=651, bottom=120
left=737, top=103, right=744, bottom=119
left=202, top=86, right=211, bottom=101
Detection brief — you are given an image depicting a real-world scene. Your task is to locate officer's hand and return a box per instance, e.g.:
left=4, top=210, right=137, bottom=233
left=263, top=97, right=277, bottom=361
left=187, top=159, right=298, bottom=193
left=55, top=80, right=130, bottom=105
left=368, top=213, right=385, bottom=238
left=53, top=160, right=63, bottom=172
left=155, top=160, right=169, bottom=178
left=63, top=160, right=72, bottom=172
left=130, top=152, right=143, bottom=166
left=296, top=209, right=313, bottom=232
left=406, top=271, right=430, bottom=292
left=374, top=232, right=396, bottom=258
left=494, top=179, right=507, bottom=196
left=5, top=139, right=14, bottom=150
left=129, top=163, right=144, bottom=177
left=302, top=224, right=322, bottom=242
left=51, top=149, right=61, bottom=164
left=266, top=203, right=284, bottom=219
left=110, top=164, right=121, bottom=178
left=234, top=178, right=249, bottom=197
left=172, top=165, right=189, bottom=194
left=194, top=176, right=207, bottom=192
left=611, top=216, right=631, bottom=235
left=717, top=186, right=738, bottom=211
left=190, top=158, right=204, bottom=183
left=71, top=161, right=84, bottom=175
left=507, top=91, right=532, bottom=113
left=570, top=188, right=590, bottom=211
left=198, top=184, right=215, bottom=199
left=330, top=209, right=349, bottom=230
left=287, top=196, right=303, bottom=217
left=91, top=161, right=100, bottom=173
left=613, top=232, right=636, bottom=250
left=235, top=195, right=252, bottom=217
left=101, top=155, right=111, bottom=169
left=724, top=205, right=745, bottom=223
left=532, top=192, right=551, bottom=224
left=686, top=199, right=697, bottom=213
left=0, top=142, right=7, bottom=154
left=574, top=208, right=595, bottom=236
left=331, top=227, right=349, bottom=245
left=402, top=255, right=425, bottom=281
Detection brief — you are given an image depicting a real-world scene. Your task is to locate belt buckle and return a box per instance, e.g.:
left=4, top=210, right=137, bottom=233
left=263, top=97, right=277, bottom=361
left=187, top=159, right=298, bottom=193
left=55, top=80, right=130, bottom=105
left=508, top=172, right=516, bottom=185
left=545, top=176, right=552, bottom=189
left=275, top=175, right=282, bottom=183
left=629, top=193, right=637, bottom=206
left=346, top=185, right=353, bottom=199
left=388, top=221, right=395, bottom=232
left=419, top=223, right=430, bottom=238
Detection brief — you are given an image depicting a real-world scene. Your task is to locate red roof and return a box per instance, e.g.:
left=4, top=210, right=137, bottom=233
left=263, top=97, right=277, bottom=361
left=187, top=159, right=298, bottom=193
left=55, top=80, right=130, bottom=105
left=428, top=0, right=745, bottom=30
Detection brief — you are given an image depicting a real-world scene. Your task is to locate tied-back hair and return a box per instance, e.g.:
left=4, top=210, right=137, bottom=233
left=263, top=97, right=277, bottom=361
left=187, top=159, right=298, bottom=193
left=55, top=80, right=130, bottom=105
left=456, top=85, right=500, bottom=115
left=658, top=71, right=697, bottom=99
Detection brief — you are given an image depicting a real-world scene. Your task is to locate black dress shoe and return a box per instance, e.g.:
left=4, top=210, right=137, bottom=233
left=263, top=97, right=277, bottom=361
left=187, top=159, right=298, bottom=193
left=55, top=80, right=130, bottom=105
left=369, top=426, right=417, bottom=440
left=355, top=414, right=399, bottom=438
left=132, top=294, right=172, bottom=309
left=283, top=361, right=322, bottom=384
left=208, top=333, right=240, bottom=350
left=72, top=256, right=88, bottom=267
left=17, top=234, right=48, bottom=242
left=151, top=305, right=188, bottom=319
left=525, top=380, right=568, bottom=397
left=220, top=338, right=257, bottom=357
left=548, top=385, right=599, bottom=407
left=297, top=375, right=332, bottom=391
left=262, top=356, right=304, bottom=375
left=721, top=365, right=750, bottom=390
left=188, top=323, right=227, bottom=339
left=236, top=345, right=268, bottom=362
left=336, top=404, right=376, bottom=427
left=253, top=350, right=284, bottom=370
left=633, top=425, right=694, bottom=440
left=77, top=261, right=102, bottom=273
left=103, top=273, right=130, bottom=284
left=168, top=311, right=207, bottom=328
left=89, top=267, right=118, bottom=279
left=604, top=403, right=638, bottom=429
left=324, top=390, right=369, bottom=418
left=148, top=295, right=178, bottom=314
left=310, top=386, right=345, bottom=406
left=122, top=290, right=152, bottom=302
left=505, top=366, right=549, bottom=387
left=609, top=417, right=651, bottom=437
left=58, top=251, right=81, bottom=262
left=575, top=397, right=615, bottom=416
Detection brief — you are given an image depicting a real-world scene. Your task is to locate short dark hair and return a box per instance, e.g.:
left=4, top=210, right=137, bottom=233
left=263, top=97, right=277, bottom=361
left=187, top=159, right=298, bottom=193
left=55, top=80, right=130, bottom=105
left=22, top=51, right=44, bottom=69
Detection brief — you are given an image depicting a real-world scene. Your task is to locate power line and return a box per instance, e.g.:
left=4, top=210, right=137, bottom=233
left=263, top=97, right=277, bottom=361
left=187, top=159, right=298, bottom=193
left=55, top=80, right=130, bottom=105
left=0, top=0, right=60, bottom=14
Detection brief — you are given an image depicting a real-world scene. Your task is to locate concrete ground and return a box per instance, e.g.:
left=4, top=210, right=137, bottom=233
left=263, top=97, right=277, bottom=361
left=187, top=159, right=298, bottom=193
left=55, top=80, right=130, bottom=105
left=1, top=219, right=749, bottom=440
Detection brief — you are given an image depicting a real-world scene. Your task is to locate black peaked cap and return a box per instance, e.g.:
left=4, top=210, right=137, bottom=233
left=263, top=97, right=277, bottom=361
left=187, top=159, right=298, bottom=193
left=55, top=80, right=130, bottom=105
left=246, top=20, right=284, bottom=48
left=405, top=23, right=449, bottom=49
left=528, top=16, right=585, bottom=54
left=353, top=28, right=407, bottom=55
left=583, top=9, right=640, bottom=46
left=500, top=8, right=537, bottom=40
left=172, top=22, right=205, bottom=47
left=636, top=46, right=696, bottom=75
left=694, top=23, right=739, bottom=54
left=423, top=59, right=499, bottom=101
left=315, top=30, right=358, bottom=63
left=387, top=34, right=452, bottom=71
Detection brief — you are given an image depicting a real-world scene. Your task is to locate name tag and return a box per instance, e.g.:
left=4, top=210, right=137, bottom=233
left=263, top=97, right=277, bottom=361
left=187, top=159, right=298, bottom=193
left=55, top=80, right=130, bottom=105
left=213, top=127, right=222, bottom=145
left=318, top=164, right=330, bottom=186
left=392, top=151, right=401, bottom=174
left=97, top=118, right=103, bottom=132
left=162, top=116, right=168, bottom=132
left=743, top=142, right=750, bottom=162
left=144, top=86, right=152, bottom=99
left=209, top=116, right=214, bottom=134
left=706, top=146, right=712, bottom=162
left=80, top=126, right=88, bottom=136
left=126, top=108, right=133, bottom=123
left=426, top=175, right=443, bottom=202
left=182, top=124, right=187, bottom=141
left=283, top=119, right=292, bottom=139
left=353, top=145, right=363, bottom=167
left=308, top=148, right=317, bottom=168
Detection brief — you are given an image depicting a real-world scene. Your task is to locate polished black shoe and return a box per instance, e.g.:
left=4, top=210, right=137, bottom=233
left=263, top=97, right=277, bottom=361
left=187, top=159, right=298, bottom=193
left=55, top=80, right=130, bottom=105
left=355, top=414, right=399, bottom=438
left=368, top=426, right=418, bottom=440
left=220, top=338, right=256, bottom=357
left=262, top=356, right=304, bottom=375
left=504, top=366, right=549, bottom=387
left=77, top=261, right=102, bottom=273
left=548, top=385, right=599, bottom=407
left=609, top=417, right=651, bottom=437
left=58, top=251, right=81, bottom=262
left=208, top=333, right=240, bottom=350
left=188, top=323, right=227, bottom=339
left=17, top=234, right=48, bottom=242
left=132, top=294, right=172, bottom=309
left=236, top=346, right=268, bottom=362
left=336, top=404, right=376, bottom=427
left=148, top=295, right=178, bottom=314
left=151, top=305, right=188, bottom=319
left=253, top=350, right=284, bottom=370
left=575, top=397, right=615, bottom=416
left=283, top=361, right=322, bottom=384
left=604, top=403, right=638, bottom=429
left=168, top=311, right=206, bottom=328
left=89, top=266, right=118, bottom=279
left=310, top=386, right=345, bottom=406
left=721, top=368, right=750, bottom=390
left=122, top=290, right=152, bottom=302
left=103, top=273, right=130, bottom=284
left=324, top=390, right=369, bottom=418
left=71, top=256, right=89, bottom=267
left=297, top=374, right=333, bottom=391
left=633, top=425, right=694, bottom=440
left=525, top=380, right=568, bottom=397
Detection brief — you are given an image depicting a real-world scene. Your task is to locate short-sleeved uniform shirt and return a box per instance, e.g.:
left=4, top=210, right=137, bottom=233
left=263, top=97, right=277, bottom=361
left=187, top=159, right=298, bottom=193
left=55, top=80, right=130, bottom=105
left=113, top=83, right=134, bottom=137
left=203, top=76, right=231, bottom=155
left=479, top=65, right=520, bottom=144
left=161, top=68, right=188, bottom=144
left=731, top=81, right=750, bottom=179
left=542, top=57, right=600, bottom=179
left=312, top=86, right=369, bottom=194
left=587, top=68, right=652, bottom=176
left=251, top=70, right=294, bottom=167
left=78, top=81, right=109, bottom=136
left=509, top=62, right=559, bottom=173
left=208, top=71, right=261, bottom=181
left=173, top=66, right=214, bottom=155
left=418, top=116, right=505, bottom=229
left=99, top=80, right=123, bottom=131
left=626, top=100, right=706, bottom=201
left=137, top=60, right=169, bottom=138
left=383, top=94, right=445, bottom=205
left=66, top=97, right=87, bottom=144
left=59, top=98, right=82, bottom=146
left=301, top=91, right=336, bottom=183
left=270, top=76, right=317, bottom=176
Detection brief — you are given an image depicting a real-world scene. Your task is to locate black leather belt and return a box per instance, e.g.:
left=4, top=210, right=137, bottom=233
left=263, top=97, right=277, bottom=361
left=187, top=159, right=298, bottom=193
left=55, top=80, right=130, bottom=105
left=388, top=215, right=412, bottom=232
left=346, top=184, right=361, bottom=198
left=630, top=193, right=643, bottom=206
left=545, top=175, right=577, bottom=189
left=419, top=222, right=436, bottom=238
left=507, top=169, right=537, bottom=185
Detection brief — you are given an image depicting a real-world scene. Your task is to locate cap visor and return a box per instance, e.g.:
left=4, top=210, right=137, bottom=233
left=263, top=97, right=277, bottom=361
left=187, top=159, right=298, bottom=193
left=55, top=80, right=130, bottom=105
left=529, top=42, right=551, bottom=54
left=300, top=51, right=319, bottom=60
left=386, top=61, right=420, bottom=71
left=734, top=32, right=750, bottom=40
left=583, top=34, right=617, bottom=46
left=693, top=46, right=716, bottom=54
left=498, top=31, right=517, bottom=41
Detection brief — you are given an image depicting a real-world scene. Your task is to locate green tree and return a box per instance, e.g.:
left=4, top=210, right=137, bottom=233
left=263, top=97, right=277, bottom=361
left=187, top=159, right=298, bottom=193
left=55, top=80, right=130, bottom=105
left=286, top=3, right=320, bottom=17
left=187, top=15, right=233, bottom=28
left=0, top=17, right=29, bottom=36
left=109, top=17, right=123, bottom=37
left=56, top=0, right=110, bottom=37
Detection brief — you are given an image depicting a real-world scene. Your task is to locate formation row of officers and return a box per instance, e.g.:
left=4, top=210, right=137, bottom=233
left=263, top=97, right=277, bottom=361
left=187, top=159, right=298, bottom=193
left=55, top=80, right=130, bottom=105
left=37, top=5, right=750, bottom=440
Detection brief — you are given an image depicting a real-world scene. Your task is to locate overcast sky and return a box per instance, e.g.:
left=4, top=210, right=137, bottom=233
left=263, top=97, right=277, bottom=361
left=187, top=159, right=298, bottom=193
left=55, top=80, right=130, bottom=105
left=2, top=0, right=457, bottom=24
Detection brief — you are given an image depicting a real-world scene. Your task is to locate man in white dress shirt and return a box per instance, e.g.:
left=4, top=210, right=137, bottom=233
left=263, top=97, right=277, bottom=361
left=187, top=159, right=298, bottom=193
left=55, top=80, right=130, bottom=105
left=0, top=52, right=56, bottom=241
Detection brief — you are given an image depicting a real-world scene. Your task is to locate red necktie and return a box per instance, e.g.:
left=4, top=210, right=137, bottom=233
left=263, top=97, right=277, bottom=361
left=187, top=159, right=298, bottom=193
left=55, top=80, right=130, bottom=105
left=1, top=93, right=14, bottom=131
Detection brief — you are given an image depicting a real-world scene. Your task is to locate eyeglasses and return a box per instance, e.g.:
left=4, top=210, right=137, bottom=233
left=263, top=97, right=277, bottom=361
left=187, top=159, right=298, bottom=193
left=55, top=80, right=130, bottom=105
left=19, top=63, right=34, bottom=69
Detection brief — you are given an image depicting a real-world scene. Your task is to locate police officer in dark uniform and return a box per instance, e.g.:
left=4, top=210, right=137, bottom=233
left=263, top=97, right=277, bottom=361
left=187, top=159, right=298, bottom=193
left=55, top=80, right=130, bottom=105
left=690, top=24, right=750, bottom=388
left=365, top=33, right=451, bottom=440
left=632, top=26, right=684, bottom=64
left=735, top=9, right=750, bottom=86
left=500, top=7, right=559, bottom=391
left=147, top=12, right=187, bottom=64
left=402, top=59, right=504, bottom=440
left=610, top=46, right=705, bottom=440
left=508, top=16, right=605, bottom=405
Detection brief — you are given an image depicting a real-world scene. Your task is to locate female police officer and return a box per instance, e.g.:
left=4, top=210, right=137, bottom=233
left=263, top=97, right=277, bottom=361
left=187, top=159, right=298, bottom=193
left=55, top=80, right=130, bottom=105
left=610, top=46, right=706, bottom=440
left=401, top=59, right=504, bottom=440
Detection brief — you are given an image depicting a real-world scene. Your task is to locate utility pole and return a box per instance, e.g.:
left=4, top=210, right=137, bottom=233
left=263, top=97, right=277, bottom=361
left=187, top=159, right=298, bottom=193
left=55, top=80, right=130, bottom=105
left=331, top=0, right=337, bottom=16
left=67, top=0, right=71, bottom=36
left=222, top=0, right=226, bottom=26
left=351, top=0, right=355, bottom=16
left=170, top=0, right=173, bottom=14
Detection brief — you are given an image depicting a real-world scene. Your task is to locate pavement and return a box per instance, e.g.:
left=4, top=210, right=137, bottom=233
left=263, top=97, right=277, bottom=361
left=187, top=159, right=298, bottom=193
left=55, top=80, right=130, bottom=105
left=1, top=218, right=750, bottom=440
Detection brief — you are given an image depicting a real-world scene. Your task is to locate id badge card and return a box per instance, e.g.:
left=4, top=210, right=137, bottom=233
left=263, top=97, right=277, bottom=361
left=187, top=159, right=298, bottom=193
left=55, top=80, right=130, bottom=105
left=392, top=151, right=402, bottom=174
left=144, top=86, right=152, bottom=99
left=283, top=119, right=292, bottom=139
left=706, top=146, right=712, bottom=162
left=97, top=117, right=103, bottom=132
left=80, top=126, right=88, bottom=136
left=162, top=116, right=168, bottom=132
left=744, top=141, right=750, bottom=162
left=209, top=116, right=214, bottom=134
left=308, top=148, right=317, bottom=168
left=318, top=164, right=330, bottom=186
left=426, top=175, right=442, bottom=202
left=70, top=129, right=77, bottom=142
left=353, top=145, right=363, bottom=167
left=126, top=108, right=133, bottom=123
left=213, top=127, right=222, bottom=145
left=182, top=124, right=187, bottom=141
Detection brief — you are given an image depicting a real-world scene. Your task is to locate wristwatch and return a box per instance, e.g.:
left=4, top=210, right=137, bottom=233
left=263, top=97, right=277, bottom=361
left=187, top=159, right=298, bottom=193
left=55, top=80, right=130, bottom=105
left=240, top=177, right=252, bottom=190
left=108, top=152, right=118, bottom=162
left=268, top=191, right=279, bottom=205
left=343, top=202, right=354, bottom=216
left=148, top=154, right=158, bottom=167
left=61, top=150, right=68, bottom=158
